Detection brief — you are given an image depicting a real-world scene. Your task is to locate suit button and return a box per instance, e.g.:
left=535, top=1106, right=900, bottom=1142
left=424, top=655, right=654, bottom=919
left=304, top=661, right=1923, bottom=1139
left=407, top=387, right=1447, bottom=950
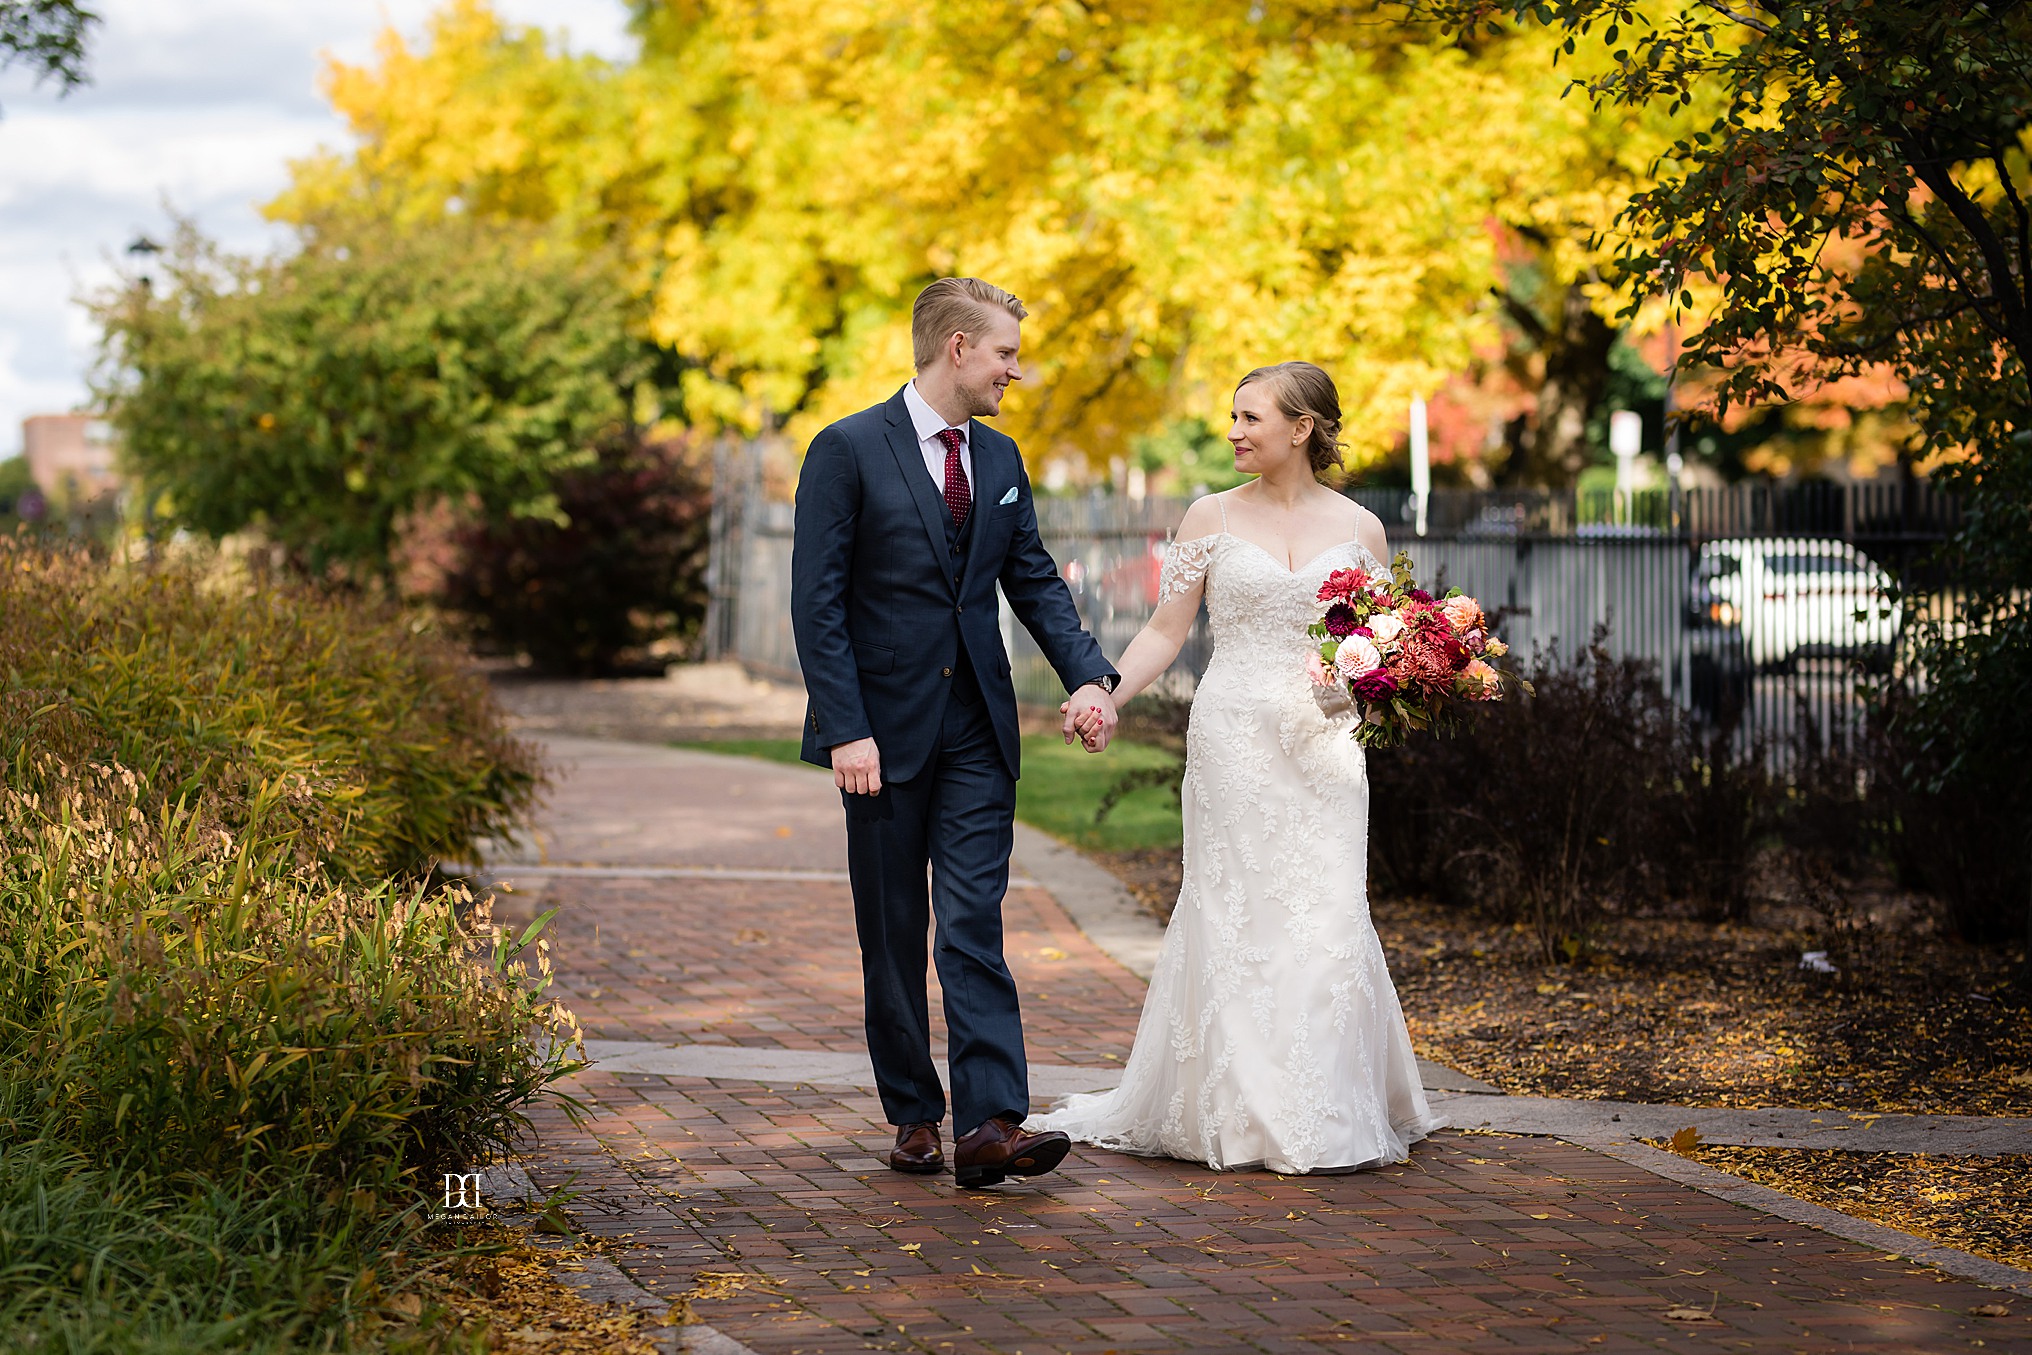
left=956, top=604, right=964, bottom=614
left=942, top=667, right=953, bottom=677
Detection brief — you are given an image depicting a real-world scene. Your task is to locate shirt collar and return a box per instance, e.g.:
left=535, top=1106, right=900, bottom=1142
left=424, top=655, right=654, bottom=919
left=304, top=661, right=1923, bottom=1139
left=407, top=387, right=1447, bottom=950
left=904, top=380, right=967, bottom=448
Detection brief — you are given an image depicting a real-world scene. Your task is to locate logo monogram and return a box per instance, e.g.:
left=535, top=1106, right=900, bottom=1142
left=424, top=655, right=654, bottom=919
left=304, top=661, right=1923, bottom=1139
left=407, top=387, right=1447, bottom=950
left=443, top=1172, right=483, bottom=1210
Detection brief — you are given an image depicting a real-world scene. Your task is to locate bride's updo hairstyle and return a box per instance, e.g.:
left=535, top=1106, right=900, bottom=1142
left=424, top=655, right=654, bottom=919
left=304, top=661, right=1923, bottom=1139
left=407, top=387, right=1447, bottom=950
left=1237, top=361, right=1346, bottom=476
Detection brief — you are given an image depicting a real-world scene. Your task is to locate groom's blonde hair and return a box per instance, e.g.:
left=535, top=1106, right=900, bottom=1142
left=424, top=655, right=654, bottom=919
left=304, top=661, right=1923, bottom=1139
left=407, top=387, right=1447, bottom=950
left=912, top=278, right=1027, bottom=370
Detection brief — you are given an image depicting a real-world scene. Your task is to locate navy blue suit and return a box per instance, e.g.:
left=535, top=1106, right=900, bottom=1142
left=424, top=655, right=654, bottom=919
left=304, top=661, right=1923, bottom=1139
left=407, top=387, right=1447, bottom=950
left=791, top=386, right=1115, bottom=1135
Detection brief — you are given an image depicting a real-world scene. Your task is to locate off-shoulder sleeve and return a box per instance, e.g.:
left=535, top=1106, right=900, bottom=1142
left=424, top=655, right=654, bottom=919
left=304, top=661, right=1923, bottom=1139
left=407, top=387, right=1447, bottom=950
left=1157, top=535, right=1216, bottom=608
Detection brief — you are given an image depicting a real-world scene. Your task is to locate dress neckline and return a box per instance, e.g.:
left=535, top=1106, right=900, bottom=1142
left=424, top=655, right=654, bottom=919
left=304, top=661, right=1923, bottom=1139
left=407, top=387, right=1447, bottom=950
left=1217, top=531, right=1363, bottom=578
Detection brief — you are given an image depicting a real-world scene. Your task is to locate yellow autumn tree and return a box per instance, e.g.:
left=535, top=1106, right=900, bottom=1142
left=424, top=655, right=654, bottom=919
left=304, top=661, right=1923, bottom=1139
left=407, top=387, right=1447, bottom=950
left=275, top=0, right=1687, bottom=471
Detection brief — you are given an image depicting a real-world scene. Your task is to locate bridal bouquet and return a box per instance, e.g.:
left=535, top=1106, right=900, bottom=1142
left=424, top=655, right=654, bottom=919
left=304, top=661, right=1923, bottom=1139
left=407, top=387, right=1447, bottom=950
left=1305, top=552, right=1522, bottom=748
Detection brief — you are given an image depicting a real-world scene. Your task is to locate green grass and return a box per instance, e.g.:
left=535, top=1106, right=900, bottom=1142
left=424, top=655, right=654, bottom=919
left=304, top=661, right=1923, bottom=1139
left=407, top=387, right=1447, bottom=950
left=676, top=734, right=1184, bottom=855
left=680, top=738, right=813, bottom=768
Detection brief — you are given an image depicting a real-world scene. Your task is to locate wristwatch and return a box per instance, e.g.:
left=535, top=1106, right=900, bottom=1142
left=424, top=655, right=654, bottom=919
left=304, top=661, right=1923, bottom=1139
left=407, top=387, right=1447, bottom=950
left=1089, top=674, right=1119, bottom=695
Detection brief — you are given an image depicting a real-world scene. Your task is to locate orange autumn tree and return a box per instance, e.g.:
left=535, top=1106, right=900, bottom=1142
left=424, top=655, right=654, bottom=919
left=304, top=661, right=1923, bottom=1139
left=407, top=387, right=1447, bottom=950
left=275, top=0, right=1688, bottom=475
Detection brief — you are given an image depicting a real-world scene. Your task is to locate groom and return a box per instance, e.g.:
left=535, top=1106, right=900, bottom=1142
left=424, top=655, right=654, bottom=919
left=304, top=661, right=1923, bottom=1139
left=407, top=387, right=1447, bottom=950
left=791, top=278, right=1121, bottom=1187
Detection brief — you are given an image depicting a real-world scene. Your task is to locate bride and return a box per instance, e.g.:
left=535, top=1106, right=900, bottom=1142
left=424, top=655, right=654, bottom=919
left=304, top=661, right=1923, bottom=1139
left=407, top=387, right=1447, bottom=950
left=1033, top=362, right=1443, bottom=1175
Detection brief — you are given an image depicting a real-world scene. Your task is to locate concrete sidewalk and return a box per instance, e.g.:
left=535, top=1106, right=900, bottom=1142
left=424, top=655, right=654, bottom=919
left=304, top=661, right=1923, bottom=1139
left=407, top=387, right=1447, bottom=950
left=502, top=737, right=2032, bottom=1353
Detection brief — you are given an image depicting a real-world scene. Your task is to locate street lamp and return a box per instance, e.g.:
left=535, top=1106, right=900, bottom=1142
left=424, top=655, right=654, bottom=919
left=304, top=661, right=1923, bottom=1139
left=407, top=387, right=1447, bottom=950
left=126, top=234, right=161, bottom=290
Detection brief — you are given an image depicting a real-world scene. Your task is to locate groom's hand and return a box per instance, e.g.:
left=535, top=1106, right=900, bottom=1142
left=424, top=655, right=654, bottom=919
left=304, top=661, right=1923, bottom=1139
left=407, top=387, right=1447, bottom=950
left=1062, top=684, right=1119, bottom=752
left=831, top=737, right=883, bottom=795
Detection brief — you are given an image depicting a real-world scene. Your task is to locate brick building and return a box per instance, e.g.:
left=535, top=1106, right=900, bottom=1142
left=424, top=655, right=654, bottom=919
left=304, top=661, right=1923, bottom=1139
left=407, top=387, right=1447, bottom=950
left=22, top=413, right=120, bottom=501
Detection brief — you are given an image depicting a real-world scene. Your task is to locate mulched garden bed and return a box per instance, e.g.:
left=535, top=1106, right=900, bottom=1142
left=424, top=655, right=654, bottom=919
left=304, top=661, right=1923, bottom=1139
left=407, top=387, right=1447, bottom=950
left=1091, top=851, right=2032, bottom=1118
left=1657, top=1144, right=2032, bottom=1275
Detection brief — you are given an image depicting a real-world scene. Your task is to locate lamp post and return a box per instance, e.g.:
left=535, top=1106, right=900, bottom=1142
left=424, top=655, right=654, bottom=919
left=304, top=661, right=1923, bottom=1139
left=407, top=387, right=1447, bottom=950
left=1609, top=409, right=1643, bottom=525
left=125, top=234, right=161, bottom=291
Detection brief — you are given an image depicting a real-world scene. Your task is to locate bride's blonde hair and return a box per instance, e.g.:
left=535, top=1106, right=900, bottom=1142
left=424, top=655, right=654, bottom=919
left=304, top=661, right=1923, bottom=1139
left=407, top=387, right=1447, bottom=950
left=1237, top=362, right=1346, bottom=476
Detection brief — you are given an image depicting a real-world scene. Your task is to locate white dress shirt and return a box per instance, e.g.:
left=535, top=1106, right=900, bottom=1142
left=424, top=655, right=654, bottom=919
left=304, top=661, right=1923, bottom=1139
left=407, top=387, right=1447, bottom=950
left=903, top=380, right=975, bottom=504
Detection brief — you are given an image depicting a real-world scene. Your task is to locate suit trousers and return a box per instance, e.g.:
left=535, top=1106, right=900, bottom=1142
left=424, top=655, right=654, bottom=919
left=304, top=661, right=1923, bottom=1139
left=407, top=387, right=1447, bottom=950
left=842, top=680, right=1027, bottom=1137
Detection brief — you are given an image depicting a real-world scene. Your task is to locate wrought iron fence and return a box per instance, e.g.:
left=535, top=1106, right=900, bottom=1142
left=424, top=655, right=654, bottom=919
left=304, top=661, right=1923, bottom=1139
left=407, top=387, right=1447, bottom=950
left=708, top=459, right=1962, bottom=762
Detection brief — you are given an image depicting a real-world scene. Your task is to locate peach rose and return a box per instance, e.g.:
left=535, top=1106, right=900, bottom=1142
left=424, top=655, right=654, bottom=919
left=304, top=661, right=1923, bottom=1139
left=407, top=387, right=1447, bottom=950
left=1305, top=651, right=1334, bottom=687
left=1442, top=595, right=1486, bottom=633
left=1484, top=637, right=1508, bottom=659
left=1367, top=612, right=1406, bottom=650
left=1334, top=636, right=1383, bottom=679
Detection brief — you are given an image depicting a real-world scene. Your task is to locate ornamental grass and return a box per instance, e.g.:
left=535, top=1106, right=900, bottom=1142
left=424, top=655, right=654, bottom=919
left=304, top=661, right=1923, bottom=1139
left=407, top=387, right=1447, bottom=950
left=0, top=538, right=576, bottom=1350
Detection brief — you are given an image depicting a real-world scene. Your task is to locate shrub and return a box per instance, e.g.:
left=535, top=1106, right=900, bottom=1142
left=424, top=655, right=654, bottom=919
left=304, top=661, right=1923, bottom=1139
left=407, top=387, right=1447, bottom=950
left=0, top=752, right=576, bottom=1204
left=1783, top=683, right=2032, bottom=951
left=1369, top=630, right=1782, bottom=960
left=94, top=215, right=646, bottom=580
left=0, top=541, right=572, bottom=1349
left=434, top=434, right=711, bottom=674
left=0, top=539, right=541, bottom=880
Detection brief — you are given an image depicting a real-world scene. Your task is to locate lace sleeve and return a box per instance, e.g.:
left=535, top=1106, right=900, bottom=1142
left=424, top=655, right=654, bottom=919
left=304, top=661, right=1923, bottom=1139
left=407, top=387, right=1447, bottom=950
left=1157, top=536, right=1216, bottom=608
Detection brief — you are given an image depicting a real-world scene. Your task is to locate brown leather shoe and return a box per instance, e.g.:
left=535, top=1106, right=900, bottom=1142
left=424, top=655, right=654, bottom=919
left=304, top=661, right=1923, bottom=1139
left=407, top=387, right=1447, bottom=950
left=887, top=1121, right=944, bottom=1174
left=953, top=1115, right=1071, bottom=1188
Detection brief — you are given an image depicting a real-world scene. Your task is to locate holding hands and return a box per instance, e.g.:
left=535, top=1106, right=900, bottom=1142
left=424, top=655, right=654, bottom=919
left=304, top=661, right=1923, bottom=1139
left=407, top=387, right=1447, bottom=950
left=1060, top=683, right=1119, bottom=753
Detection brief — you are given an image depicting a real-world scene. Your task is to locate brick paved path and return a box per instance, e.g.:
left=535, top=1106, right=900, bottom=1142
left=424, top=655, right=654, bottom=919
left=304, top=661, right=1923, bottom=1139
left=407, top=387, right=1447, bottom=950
left=507, top=739, right=2030, bottom=1353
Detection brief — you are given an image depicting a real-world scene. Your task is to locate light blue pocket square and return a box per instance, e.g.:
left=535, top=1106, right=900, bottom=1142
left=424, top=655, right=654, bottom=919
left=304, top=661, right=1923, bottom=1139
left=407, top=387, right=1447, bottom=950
left=998, top=486, right=1019, bottom=506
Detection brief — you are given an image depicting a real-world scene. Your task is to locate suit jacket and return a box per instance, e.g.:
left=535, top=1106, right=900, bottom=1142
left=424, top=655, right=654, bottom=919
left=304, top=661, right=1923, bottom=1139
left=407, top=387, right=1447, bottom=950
left=791, top=386, right=1116, bottom=783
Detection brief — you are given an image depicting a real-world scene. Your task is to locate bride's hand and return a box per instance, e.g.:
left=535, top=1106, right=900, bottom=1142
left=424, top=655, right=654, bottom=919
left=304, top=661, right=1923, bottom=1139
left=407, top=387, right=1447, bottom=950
left=1312, top=682, right=1355, bottom=718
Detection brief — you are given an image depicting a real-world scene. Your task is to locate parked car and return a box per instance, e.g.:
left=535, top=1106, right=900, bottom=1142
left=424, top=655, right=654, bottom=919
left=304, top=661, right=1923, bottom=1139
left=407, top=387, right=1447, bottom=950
left=1688, top=537, right=1901, bottom=674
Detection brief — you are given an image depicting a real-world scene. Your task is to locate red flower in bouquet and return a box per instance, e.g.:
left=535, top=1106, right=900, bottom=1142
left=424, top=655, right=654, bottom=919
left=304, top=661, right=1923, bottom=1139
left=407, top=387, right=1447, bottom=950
left=1399, top=628, right=1464, bottom=693
left=1350, top=668, right=1398, bottom=702
left=1322, top=603, right=1362, bottom=637
left=1316, top=568, right=1371, bottom=605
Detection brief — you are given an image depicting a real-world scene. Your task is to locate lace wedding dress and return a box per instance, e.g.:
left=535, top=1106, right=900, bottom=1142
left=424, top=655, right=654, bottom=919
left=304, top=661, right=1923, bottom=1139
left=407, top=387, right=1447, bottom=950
left=1030, top=498, right=1443, bottom=1174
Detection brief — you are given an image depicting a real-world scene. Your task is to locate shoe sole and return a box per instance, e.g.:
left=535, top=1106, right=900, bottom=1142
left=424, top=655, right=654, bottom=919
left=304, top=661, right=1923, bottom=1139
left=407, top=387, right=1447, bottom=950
left=887, top=1157, right=945, bottom=1175
left=955, top=1135, right=1071, bottom=1189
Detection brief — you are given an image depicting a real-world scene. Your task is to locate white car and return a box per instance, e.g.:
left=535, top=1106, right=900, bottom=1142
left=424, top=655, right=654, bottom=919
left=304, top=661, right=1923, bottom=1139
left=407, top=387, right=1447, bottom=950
left=1692, top=538, right=1902, bottom=672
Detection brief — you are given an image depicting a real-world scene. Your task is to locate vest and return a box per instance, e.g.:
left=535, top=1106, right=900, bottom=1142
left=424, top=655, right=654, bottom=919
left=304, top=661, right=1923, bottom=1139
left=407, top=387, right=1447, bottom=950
left=944, top=498, right=984, bottom=706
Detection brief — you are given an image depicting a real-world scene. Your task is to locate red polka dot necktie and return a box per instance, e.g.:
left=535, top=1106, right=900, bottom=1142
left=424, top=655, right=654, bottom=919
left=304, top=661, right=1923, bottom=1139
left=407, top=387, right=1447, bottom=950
left=936, top=427, right=970, bottom=528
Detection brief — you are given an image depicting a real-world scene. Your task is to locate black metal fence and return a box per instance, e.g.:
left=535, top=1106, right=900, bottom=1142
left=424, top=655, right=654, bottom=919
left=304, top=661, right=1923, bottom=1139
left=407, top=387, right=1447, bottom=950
left=708, top=465, right=1963, bottom=763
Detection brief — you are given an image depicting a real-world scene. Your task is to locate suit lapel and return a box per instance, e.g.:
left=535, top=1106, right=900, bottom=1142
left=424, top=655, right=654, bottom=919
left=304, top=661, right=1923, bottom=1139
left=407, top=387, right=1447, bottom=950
left=882, top=389, right=953, bottom=590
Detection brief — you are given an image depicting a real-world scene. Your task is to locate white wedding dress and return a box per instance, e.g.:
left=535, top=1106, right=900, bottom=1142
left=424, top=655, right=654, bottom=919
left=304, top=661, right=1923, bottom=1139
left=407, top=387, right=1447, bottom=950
left=1030, top=499, right=1443, bottom=1174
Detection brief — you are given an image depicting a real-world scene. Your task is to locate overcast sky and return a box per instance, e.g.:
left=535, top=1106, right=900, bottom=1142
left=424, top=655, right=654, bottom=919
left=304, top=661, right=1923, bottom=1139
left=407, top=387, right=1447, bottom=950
left=0, top=0, right=634, bottom=458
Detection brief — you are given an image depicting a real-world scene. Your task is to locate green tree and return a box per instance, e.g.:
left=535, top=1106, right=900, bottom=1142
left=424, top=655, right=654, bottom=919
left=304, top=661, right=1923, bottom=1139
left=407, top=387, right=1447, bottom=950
left=93, top=216, right=648, bottom=578
left=1413, top=0, right=2030, bottom=944
left=0, top=0, right=96, bottom=106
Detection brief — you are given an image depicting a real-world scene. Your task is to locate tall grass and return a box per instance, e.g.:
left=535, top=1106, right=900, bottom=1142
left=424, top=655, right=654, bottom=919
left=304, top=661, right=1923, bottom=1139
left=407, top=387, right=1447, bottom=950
left=0, top=541, right=540, bottom=880
left=0, top=539, right=574, bottom=1351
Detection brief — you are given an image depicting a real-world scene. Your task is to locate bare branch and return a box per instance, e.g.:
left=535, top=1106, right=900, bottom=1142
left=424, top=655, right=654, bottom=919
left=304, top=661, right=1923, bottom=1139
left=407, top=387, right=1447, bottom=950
left=1697, top=1, right=1778, bottom=36
left=1987, top=139, right=2032, bottom=314
left=1882, top=193, right=2015, bottom=347
left=1906, top=145, right=2032, bottom=351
